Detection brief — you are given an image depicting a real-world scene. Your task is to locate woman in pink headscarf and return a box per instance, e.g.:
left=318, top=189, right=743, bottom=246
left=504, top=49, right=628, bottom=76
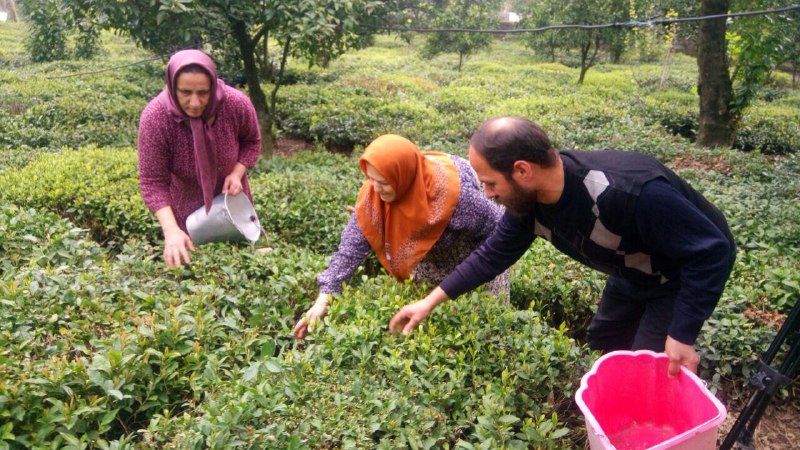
left=138, top=49, right=262, bottom=268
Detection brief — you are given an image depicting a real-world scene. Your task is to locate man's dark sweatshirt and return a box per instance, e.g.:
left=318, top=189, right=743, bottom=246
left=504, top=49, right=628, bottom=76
left=440, top=150, right=736, bottom=345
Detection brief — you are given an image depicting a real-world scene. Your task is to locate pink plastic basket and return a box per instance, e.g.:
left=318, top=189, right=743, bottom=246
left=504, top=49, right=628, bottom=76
left=575, top=350, right=727, bottom=450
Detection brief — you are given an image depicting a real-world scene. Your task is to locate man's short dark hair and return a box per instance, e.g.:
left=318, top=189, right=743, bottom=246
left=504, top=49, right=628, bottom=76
left=469, top=116, right=557, bottom=176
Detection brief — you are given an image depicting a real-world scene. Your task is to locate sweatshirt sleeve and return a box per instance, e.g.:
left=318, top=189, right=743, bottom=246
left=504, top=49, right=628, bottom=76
left=635, top=179, right=735, bottom=344
left=137, top=102, right=173, bottom=213
left=440, top=211, right=536, bottom=299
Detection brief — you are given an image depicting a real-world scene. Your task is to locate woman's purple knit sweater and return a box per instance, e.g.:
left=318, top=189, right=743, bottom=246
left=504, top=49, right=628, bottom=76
left=137, top=85, right=261, bottom=230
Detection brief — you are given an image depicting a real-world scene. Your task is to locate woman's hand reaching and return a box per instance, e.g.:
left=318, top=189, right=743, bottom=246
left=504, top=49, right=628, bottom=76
left=155, top=207, right=196, bottom=268
left=163, top=227, right=196, bottom=268
left=294, top=294, right=331, bottom=340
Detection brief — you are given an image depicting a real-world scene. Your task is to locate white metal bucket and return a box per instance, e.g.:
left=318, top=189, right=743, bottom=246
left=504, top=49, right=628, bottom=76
left=186, top=192, right=262, bottom=245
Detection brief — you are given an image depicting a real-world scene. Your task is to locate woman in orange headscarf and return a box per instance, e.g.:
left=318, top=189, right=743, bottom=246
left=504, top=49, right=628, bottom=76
left=294, top=134, right=509, bottom=339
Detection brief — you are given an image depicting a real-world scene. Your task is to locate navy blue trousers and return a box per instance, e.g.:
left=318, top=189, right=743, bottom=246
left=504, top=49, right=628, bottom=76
left=586, top=276, right=680, bottom=353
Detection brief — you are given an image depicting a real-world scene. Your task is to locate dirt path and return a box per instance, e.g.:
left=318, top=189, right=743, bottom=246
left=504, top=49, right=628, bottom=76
left=719, top=397, right=800, bottom=449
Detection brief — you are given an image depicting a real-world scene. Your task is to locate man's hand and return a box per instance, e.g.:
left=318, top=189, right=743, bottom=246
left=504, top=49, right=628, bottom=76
left=665, top=335, right=700, bottom=377
left=389, top=287, right=450, bottom=335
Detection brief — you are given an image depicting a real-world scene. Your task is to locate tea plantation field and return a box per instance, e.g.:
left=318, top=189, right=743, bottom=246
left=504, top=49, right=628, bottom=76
left=1, top=21, right=798, bottom=449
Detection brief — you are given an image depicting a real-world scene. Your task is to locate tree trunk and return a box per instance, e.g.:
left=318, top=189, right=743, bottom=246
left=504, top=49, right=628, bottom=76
left=1, top=0, right=18, bottom=21
left=231, top=20, right=273, bottom=159
left=260, top=35, right=273, bottom=82
left=578, top=42, right=590, bottom=84
left=577, top=37, right=599, bottom=85
left=696, top=0, right=735, bottom=148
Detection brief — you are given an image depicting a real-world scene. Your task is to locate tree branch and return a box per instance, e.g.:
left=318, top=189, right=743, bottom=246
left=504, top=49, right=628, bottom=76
left=269, top=36, right=292, bottom=115
left=252, top=26, right=267, bottom=47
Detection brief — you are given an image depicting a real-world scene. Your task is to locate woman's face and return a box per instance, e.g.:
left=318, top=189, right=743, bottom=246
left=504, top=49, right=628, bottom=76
left=175, top=71, right=211, bottom=118
left=365, top=163, right=397, bottom=203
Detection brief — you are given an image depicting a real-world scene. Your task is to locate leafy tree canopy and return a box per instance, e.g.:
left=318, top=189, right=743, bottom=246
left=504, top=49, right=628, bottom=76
left=68, top=0, right=397, bottom=156
left=419, top=0, right=504, bottom=71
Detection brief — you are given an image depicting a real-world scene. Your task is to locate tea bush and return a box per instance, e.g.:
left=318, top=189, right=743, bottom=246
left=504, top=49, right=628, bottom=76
left=0, top=24, right=159, bottom=168
left=141, top=279, right=591, bottom=449
left=0, top=203, right=106, bottom=275
left=639, top=90, right=698, bottom=140
left=510, top=242, right=603, bottom=341
left=1, top=201, right=590, bottom=448
left=276, top=83, right=447, bottom=151
left=735, top=103, right=800, bottom=155
left=0, top=146, right=160, bottom=244
left=0, top=203, right=332, bottom=448
left=251, top=150, right=363, bottom=253
left=2, top=24, right=800, bottom=447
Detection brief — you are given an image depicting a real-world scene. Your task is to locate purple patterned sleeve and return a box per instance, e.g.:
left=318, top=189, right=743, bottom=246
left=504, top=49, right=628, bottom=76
left=445, top=156, right=503, bottom=241
left=317, top=214, right=373, bottom=294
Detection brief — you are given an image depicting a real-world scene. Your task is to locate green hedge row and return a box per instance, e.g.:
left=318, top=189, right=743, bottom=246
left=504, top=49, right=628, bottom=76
left=140, top=279, right=590, bottom=450
left=272, top=43, right=799, bottom=156
left=0, top=53, right=160, bottom=169
left=640, top=90, right=800, bottom=155
left=4, top=142, right=797, bottom=393
left=0, top=147, right=159, bottom=244
left=0, top=148, right=365, bottom=253
left=0, top=202, right=588, bottom=449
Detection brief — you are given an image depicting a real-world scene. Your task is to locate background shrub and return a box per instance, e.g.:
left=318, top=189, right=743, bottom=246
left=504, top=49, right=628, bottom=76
left=735, top=104, right=800, bottom=154
left=0, top=147, right=159, bottom=244
left=2, top=23, right=799, bottom=448
left=20, top=0, right=68, bottom=63
left=141, top=279, right=591, bottom=449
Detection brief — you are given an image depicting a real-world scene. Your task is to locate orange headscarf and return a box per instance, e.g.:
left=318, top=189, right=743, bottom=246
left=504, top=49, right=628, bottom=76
left=355, top=135, right=460, bottom=281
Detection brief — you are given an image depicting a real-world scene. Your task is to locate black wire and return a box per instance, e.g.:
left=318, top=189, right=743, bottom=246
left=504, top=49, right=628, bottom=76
left=46, top=55, right=166, bottom=79
left=378, top=4, right=800, bottom=34
left=45, top=4, right=800, bottom=79
left=46, top=29, right=237, bottom=80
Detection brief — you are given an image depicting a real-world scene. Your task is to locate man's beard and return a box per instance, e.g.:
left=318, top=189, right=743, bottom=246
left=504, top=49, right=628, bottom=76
left=499, top=178, right=537, bottom=217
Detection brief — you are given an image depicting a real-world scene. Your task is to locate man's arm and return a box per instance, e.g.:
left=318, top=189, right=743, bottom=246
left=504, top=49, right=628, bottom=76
left=636, top=179, right=735, bottom=374
left=389, top=212, right=536, bottom=334
left=439, top=211, right=536, bottom=299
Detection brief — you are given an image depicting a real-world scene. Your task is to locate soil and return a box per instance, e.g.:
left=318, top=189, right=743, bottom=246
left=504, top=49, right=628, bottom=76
left=272, top=140, right=800, bottom=448
left=667, top=153, right=733, bottom=174
left=273, top=135, right=318, bottom=156
left=718, top=396, right=800, bottom=449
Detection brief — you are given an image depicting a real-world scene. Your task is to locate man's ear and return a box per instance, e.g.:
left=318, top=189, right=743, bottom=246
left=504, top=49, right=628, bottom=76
left=512, top=160, right=536, bottom=182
